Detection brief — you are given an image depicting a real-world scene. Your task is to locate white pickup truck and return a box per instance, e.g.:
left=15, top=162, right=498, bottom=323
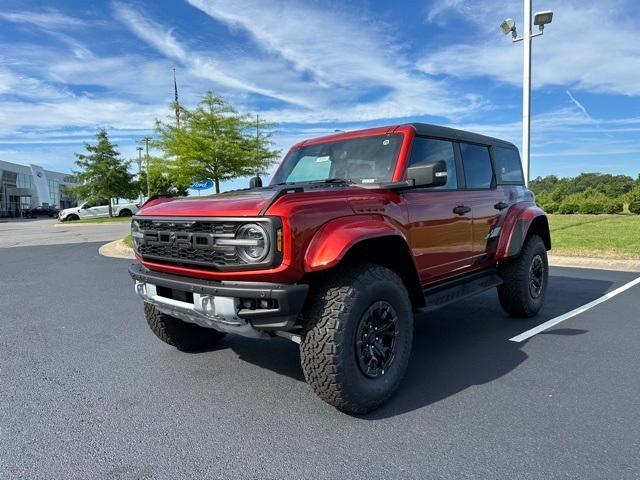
left=59, top=200, right=139, bottom=221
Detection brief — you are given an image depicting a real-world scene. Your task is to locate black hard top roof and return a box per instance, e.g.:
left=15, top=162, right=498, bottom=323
left=408, top=123, right=518, bottom=150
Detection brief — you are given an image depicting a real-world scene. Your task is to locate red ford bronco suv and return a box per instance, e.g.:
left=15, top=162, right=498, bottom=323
left=129, top=123, right=550, bottom=414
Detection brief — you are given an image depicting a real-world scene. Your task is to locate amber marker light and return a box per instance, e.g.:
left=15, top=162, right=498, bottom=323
left=276, top=228, right=283, bottom=252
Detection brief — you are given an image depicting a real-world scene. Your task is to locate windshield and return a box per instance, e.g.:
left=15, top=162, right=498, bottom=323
left=272, top=134, right=402, bottom=185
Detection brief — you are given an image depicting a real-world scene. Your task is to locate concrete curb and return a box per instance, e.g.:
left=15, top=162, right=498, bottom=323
left=99, top=239, right=135, bottom=260
left=548, top=254, right=640, bottom=272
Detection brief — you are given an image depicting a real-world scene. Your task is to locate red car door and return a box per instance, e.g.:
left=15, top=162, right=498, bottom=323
left=458, top=142, right=505, bottom=266
left=403, top=137, right=474, bottom=283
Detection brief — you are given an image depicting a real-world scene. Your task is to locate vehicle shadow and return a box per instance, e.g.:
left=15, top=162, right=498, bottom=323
left=226, top=273, right=614, bottom=419
left=365, top=273, right=613, bottom=420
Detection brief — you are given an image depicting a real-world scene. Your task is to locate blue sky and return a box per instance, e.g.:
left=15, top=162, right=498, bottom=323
left=1, top=0, right=639, bottom=193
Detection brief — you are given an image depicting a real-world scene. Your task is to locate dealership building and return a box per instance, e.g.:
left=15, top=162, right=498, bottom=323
left=0, top=159, right=77, bottom=217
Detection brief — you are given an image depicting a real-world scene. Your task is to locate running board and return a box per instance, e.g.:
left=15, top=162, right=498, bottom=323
left=420, top=272, right=503, bottom=313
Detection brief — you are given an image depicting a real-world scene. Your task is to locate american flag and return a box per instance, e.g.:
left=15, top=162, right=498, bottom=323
left=173, top=67, right=180, bottom=127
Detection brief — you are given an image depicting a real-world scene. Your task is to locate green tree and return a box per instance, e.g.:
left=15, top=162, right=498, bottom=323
left=155, top=91, right=280, bottom=193
left=74, top=129, right=136, bottom=217
left=137, top=157, right=190, bottom=197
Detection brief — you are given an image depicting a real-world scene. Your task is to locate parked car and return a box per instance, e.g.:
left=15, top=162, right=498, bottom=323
left=128, top=123, right=551, bottom=413
left=59, top=200, right=139, bottom=221
left=23, top=205, right=59, bottom=218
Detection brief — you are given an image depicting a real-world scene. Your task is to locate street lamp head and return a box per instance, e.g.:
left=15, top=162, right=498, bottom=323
left=500, top=18, right=517, bottom=37
left=534, top=10, right=553, bottom=30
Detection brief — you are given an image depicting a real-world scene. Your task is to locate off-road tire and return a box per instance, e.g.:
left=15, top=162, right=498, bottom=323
left=497, top=234, right=548, bottom=318
left=144, top=303, right=226, bottom=352
left=300, top=264, right=413, bottom=414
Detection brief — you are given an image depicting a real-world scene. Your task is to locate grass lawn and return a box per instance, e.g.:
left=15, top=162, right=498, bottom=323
left=68, top=216, right=132, bottom=224
left=122, top=234, right=133, bottom=248
left=548, top=214, right=640, bottom=259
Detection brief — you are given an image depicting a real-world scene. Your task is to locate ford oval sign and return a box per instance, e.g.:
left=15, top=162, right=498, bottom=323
left=191, top=180, right=214, bottom=190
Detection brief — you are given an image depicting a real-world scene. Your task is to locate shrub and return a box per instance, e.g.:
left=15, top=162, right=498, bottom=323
left=578, top=198, right=606, bottom=214
left=540, top=200, right=559, bottom=213
left=603, top=200, right=624, bottom=214
left=558, top=201, right=580, bottom=214
left=628, top=188, right=640, bottom=214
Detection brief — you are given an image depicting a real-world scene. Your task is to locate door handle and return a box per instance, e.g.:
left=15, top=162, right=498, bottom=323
left=453, top=205, right=471, bottom=215
left=494, top=201, right=509, bottom=211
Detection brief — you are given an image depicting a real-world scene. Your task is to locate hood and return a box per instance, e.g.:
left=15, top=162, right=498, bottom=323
left=137, top=189, right=278, bottom=217
left=60, top=206, right=80, bottom=214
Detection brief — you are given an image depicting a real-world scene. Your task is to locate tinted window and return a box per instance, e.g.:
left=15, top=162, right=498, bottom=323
left=409, top=137, right=457, bottom=189
left=460, top=143, right=493, bottom=189
left=493, top=147, right=524, bottom=183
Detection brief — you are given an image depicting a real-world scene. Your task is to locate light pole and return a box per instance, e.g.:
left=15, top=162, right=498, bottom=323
left=141, top=137, right=152, bottom=198
left=136, top=146, right=144, bottom=203
left=501, top=4, right=553, bottom=186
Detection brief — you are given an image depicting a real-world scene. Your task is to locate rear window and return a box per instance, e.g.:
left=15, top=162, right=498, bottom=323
left=493, top=147, right=524, bottom=184
left=460, top=143, right=493, bottom=189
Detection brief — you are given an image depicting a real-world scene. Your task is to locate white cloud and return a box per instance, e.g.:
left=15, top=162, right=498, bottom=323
left=0, top=10, right=85, bottom=29
left=0, top=67, right=72, bottom=100
left=112, top=2, right=315, bottom=108
left=186, top=0, right=400, bottom=88
left=565, top=90, right=591, bottom=120
left=418, top=0, right=640, bottom=96
left=425, top=0, right=470, bottom=24
left=0, top=98, right=164, bottom=136
left=183, top=0, right=483, bottom=122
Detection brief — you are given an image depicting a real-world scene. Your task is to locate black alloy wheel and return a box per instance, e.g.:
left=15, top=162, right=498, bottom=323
left=355, top=301, right=399, bottom=378
left=529, top=254, right=545, bottom=299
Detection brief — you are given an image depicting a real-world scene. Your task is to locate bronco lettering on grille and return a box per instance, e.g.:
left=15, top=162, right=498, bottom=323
left=143, top=231, right=226, bottom=250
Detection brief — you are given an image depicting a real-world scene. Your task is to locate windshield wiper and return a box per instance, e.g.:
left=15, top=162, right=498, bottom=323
left=274, top=178, right=352, bottom=186
left=308, top=178, right=352, bottom=184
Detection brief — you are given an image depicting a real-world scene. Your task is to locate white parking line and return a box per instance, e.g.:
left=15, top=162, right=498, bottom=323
left=509, top=275, right=640, bottom=343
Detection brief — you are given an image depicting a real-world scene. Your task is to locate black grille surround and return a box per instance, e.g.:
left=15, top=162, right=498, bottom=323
left=132, top=216, right=282, bottom=271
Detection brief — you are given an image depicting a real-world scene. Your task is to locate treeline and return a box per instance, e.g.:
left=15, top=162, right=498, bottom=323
left=530, top=173, right=640, bottom=214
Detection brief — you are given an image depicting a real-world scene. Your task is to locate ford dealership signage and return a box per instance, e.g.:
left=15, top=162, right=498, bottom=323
left=190, top=180, right=214, bottom=190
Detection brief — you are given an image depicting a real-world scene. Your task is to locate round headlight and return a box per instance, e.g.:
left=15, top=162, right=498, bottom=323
left=236, top=223, right=269, bottom=263
left=131, top=220, right=142, bottom=249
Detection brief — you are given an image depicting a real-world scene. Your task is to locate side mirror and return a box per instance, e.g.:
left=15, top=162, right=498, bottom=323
left=249, top=176, right=263, bottom=189
left=406, top=160, right=448, bottom=188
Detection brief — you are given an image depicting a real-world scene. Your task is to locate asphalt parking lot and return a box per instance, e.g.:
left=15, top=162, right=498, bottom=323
left=1, top=224, right=639, bottom=479
left=0, top=218, right=130, bottom=248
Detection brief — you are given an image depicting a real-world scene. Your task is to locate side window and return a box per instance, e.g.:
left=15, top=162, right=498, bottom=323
left=493, top=147, right=524, bottom=184
left=460, top=143, right=493, bottom=189
left=409, top=137, right=457, bottom=190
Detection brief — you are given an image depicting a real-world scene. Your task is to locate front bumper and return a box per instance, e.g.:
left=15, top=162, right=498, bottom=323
left=128, top=263, right=308, bottom=337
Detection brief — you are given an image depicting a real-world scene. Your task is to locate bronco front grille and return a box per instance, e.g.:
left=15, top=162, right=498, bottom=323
left=132, top=216, right=280, bottom=271
left=136, top=219, right=238, bottom=235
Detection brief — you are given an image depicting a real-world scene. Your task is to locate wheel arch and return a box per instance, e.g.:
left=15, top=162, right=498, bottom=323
left=304, top=216, right=423, bottom=308
left=498, top=205, right=551, bottom=260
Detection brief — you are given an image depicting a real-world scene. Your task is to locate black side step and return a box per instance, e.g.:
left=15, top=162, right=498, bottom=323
left=420, top=271, right=503, bottom=313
